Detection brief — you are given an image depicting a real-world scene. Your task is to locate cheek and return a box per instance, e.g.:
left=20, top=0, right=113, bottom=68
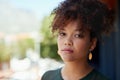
left=57, top=38, right=62, bottom=50
left=75, top=40, right=90, bottom=53
left=57, top=39, right=63, bottom=56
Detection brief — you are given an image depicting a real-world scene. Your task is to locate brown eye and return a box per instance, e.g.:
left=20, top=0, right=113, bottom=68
left=74, top=34, right=84, bottom=38
left=58, top=32, right=66, bottom=37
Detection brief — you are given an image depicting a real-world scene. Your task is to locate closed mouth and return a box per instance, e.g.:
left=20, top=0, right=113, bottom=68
left=61, top=48, right=73, bottom=53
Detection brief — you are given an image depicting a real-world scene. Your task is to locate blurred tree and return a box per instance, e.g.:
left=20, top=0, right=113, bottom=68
left=0, top=37, right=34, bottom=70
left=0, top=37, right=34, bottom=63
left=13, top=38, right=35, bottom=59
left=0, top=40, right=10, bottom=63
left=40, top=15, right=61, bottom=61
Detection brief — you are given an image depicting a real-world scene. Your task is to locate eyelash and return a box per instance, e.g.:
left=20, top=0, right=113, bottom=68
left=74, top=34, right=84, bottom=38
left=58, top=32, right=84, bottom=38
left=58, top=32, right=66, bottom=37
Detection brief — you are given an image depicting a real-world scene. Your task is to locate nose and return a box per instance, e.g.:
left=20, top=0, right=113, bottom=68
left=64, top=36, right=73, bottom=46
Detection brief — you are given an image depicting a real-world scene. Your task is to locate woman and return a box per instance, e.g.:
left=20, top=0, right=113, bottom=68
left=41, top=0, right=115, bottom=80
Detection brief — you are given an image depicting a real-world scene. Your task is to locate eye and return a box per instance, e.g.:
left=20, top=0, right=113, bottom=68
left=74, top=33, right=84, bottom=38
left=58, top=32, right=66, bottom=37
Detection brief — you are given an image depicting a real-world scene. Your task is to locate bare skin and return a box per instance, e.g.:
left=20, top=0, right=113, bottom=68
left=57, top=21, right=97, bottom=80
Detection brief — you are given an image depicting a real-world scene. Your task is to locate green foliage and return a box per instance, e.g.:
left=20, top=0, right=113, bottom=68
left=14, top=38, right=35, bottom=59
left=40, top=15, right=61, bottom=61
left=0, top=38, right=35, bottom=62
left=0, top=40, right=10, bottom=62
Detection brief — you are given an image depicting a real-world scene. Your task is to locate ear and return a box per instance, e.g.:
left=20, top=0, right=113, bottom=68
left=89, top=38, right=97, bottom=51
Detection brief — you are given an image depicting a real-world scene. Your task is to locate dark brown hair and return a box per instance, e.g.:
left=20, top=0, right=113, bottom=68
left=51, top=0, right=115, bottom=40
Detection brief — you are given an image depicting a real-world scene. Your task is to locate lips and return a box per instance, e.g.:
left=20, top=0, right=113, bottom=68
left=61, top=48, right=73, bottom=53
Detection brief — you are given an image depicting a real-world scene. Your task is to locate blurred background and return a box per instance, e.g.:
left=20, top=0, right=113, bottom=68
left=0, top=0, right=119, bottom=80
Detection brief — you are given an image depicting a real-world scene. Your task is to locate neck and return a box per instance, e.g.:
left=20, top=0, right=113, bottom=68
left=64, top=61, right=92, bottom=72
left=61, top=61, right=93, bottom=80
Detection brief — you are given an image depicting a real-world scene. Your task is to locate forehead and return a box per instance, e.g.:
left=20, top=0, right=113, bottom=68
left=60, top=21, right=84, bottom=31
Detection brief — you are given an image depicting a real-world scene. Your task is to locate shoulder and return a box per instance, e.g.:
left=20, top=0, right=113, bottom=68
left=81, top=69, right=110, bottom=80
left=92, top=69, right=110, bottom=80
left=41, top=68, right=61, bottom=80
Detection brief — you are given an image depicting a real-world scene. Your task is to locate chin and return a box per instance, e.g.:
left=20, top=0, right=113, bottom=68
left=61, top=57, right=75, bottom=62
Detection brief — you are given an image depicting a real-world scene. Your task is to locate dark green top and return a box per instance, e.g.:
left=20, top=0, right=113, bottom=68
left=41, top=68, right=110, bottom=80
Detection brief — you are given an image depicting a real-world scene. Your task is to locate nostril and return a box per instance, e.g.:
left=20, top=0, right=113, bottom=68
left=64, top=36, right=73, bottom=46
left=64, top=40, right=72, bottom=46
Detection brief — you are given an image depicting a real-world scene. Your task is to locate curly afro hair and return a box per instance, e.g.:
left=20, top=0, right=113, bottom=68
left=51, top=0, right=115, bottom=40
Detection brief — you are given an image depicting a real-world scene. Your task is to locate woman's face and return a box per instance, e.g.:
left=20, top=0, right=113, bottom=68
left=57, top=21, right=97, bottom=62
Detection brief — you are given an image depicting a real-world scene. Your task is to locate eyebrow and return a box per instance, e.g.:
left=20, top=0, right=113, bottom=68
left=59, top=28, right=85, bottom=32
left=59, top=28, right=65, bottom=31
left=59, top=29, right=79, bottom=32
left=75, top=28, right=82, bottom=31
left=75, top=28, right=85, bottom=32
